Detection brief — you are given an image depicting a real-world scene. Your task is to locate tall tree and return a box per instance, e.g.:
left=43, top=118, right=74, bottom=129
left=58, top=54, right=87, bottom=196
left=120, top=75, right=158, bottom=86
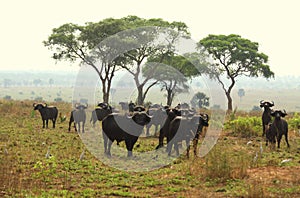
left=143, top=61, right=189, bottom=106
left=44, top=16, right=190, bottom=104
left=198, top=34, right=274, bottom=111
left=117, top=16, right=191, bottom=105
left=43, top=19, right=127, bottom=103
left=143, top=54, right=201, bottom=106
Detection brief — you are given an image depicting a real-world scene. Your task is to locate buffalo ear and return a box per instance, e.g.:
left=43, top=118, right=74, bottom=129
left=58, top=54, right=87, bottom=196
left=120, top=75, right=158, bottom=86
left=281, top=110, right=287, bottom=117
left=33, top=103, right=37, bottom=107
left=43, top=103, right=47, bottom=107
left=260, top=104, right=263, bottom=108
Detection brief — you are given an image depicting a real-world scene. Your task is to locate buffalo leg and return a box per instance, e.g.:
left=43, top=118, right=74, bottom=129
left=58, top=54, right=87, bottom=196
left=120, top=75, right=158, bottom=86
left=45, top=119, right=49, bottom=128
left=68, top=121, right=72, bottom=132
left=42, top=120, right=45, bottom=128
left=158, top=129, right=164, bottom=148
left=277, top=135, right=282, bottom=148
left=193, top=138, right=198, bottom=156
left=154, top=125, right=158, bottom=136
left=102, top=131, right=108, bottom=154
left=107, top=139, right=113, bottom=156
left=262, top=124, right=266, bottom=137
left=82, top=122, right=85, bottom=133
left=125, top=137, right=137, bottom=157
left=166, top=137, right=172, bottom=155
left=78, top=123, right=81, bottom=133
left=185, top=138, right=191, bottom=158
left=285, top=134, right=290, bottom=148
left=52, top=119, right=56, bottom=128
left=174, top=142, right=179, bottom=156
left=74, top=122, right=77, bottom=132
left=146, top=125, right=150, bottom=137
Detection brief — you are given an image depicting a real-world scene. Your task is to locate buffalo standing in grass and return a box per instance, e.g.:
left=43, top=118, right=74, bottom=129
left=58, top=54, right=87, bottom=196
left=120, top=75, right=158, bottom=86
left=102, top=106, right=151, bottom=157
left=68, top=103, right=88, bottom=133
left=260, top=100, right=274, bottom=137
left=167, top=113, right=209, bottom=157
left=266, top=109, right=290, bottom=149
left=33, top=103, right=58, bottom=128
left=90, top=103, right=113, bottom=127
left=145, top=107, right=168, bottom=137
left=155, top=106, right=181, bottom=149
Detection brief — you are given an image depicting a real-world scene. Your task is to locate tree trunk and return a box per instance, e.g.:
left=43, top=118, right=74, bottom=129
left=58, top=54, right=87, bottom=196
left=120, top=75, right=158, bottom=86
left=103, top=92, right=109, bottom=104
left=166, top=89, right=174, bottom=106
left=101, top=80, right=110, bottom=103
left=226, top=91, right=233, bottom=112
left=137, top=85, right=144, bottom=105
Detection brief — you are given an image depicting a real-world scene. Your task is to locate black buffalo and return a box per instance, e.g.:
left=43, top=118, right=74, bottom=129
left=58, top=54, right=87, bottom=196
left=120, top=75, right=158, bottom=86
left=260, top=100, right=274, bottom=137
left=167, top=113, right=209, bottom=157
left=155, top=107, right=181, bottom=149
left=102, top=106, right=151, bottom=157
left=90, top=103, right=113, bottom=127
left=68, top=103, right=88, bottom=133
left=145, top=107, right=168, bottom=136
left=266, top=110, right=289, bottom=149
left=33, top=103, right=58, bottom=128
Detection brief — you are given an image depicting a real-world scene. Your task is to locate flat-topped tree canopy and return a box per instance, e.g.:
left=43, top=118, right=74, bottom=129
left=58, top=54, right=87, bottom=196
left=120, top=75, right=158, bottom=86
left=198, top=34, right=274, bottom=111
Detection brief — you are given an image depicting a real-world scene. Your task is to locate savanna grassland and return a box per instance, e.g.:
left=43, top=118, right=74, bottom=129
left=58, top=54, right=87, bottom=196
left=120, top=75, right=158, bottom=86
left=1, top=100, right=300, bottom=197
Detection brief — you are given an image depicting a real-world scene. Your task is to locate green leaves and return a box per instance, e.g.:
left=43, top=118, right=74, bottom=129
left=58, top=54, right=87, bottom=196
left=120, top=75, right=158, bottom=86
left=199, top=34, right=274, bottom=78
left=199, top=34, right=275, bottom=111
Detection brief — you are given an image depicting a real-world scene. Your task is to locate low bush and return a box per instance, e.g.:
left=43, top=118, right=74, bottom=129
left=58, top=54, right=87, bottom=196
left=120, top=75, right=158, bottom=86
left=224, top=116, right=262, bottom=138
left=287, top=112, right=300, bottom=131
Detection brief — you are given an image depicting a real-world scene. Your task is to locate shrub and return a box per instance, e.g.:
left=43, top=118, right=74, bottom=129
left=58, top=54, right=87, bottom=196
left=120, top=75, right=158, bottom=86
left=204, top=146, right=249, bottom=182
left=288, top=112, right=300, bottom=131
left=224, top=116, right=262, bottom=138
left=205, top=147, right=232, bottom=181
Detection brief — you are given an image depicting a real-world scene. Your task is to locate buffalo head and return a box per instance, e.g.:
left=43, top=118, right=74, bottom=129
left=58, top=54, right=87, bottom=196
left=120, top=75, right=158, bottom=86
left=75, top=103, right=88, bottom=110
left=260, top=100, right=274, bottom=108
left=33, top=103, right=47, bottom=110
left=271, top=109, right=287, bottom=118
left=127, top=107, right=152, bottom=126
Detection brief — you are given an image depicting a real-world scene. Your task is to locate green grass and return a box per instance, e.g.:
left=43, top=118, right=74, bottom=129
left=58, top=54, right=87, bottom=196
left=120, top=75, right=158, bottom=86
left=1, top=100, right=300, bottom=197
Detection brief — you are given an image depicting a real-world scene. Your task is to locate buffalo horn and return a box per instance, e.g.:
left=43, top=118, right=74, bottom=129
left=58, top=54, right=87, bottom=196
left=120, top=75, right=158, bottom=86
left=282, top=109, right=287, bottom=115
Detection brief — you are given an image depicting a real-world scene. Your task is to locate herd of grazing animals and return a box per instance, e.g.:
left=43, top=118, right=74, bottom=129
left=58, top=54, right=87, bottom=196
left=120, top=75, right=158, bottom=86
left=32, top=99, right=291, bottom=158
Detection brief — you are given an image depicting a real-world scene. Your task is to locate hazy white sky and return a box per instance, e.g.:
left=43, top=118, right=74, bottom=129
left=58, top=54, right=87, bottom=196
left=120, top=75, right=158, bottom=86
left=0, top=0, right=299, bottom=76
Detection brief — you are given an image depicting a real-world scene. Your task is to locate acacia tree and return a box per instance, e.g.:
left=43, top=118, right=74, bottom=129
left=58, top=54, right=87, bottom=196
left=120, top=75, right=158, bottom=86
left=143, top=54, right=201, bottom=106
left=43, top=19, right=127, bottom=103
left=44, top=16, right=190, bottom=105
left=198, top=34, right=274, bottom=111
left=143, top=61, right=189, bottom=106
left=112, top=16, right=194, bottom=105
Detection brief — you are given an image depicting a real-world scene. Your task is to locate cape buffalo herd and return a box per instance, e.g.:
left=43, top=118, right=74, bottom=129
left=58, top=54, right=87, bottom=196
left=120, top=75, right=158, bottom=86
left=32, top=98, right=291, bottom=158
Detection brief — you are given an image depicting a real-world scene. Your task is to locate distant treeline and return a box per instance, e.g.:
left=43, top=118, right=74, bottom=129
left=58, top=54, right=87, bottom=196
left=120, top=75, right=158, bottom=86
left=1, top=70, right=300, bottom=90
